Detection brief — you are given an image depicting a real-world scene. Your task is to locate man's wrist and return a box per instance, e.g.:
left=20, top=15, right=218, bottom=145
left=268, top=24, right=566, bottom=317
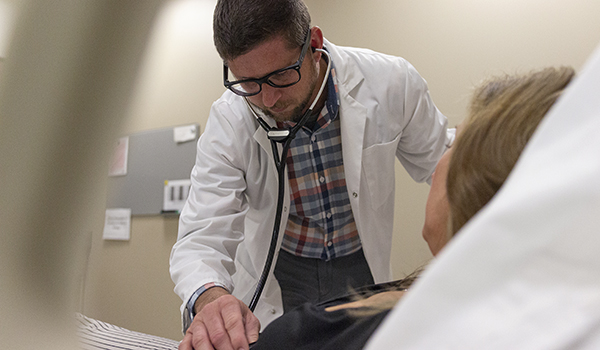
left=193, top=285, right=229, bottom=314
left=183, top=282, right=228, bottom=334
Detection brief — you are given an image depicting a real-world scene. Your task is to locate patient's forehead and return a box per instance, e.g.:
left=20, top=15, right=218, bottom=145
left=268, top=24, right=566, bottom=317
left=423, top=148, right=453, bottom=256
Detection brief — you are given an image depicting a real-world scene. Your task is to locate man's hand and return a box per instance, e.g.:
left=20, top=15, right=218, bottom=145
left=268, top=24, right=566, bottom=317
left=179, top=288, right=260, bottom=350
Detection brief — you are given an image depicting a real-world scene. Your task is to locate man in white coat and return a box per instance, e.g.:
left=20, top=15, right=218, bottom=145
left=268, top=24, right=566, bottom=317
left=170, top=0, right=452, bottom=349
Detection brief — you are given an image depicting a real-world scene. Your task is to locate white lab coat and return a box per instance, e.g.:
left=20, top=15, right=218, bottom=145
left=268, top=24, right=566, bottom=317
left=170, top=39, right=451, bottom=327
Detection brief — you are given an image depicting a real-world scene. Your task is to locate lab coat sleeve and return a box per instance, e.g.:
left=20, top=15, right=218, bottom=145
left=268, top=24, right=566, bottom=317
left=337, top=44, right=449, bottom=185
left=169, top=99, right=250, bottom=314
left=395, top=59, right=449, bottom=184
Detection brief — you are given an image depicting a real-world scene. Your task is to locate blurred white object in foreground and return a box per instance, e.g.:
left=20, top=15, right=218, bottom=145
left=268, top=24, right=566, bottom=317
left=367, top=41, right=600, bottom=350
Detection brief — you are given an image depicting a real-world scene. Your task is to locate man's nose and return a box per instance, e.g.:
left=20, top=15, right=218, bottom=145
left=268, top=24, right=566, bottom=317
left=261, top=84, right=281, bottom=108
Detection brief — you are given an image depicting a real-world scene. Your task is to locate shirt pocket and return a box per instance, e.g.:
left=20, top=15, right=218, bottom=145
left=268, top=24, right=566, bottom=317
left=362, top=134, right=400, bottom=210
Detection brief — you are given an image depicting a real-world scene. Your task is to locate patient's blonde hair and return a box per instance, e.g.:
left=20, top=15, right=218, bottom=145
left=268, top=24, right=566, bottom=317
left=342, top=67, right=574, bottom=316
left=447, top=66, right=575, bottom=235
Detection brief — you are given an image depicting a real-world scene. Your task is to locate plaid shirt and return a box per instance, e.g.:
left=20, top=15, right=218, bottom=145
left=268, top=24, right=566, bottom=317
left=277, top=62, right=362, bottom=260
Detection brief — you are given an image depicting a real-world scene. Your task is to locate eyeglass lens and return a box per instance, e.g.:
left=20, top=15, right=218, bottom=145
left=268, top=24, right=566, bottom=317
left=227, top=67, right=301, bottom=96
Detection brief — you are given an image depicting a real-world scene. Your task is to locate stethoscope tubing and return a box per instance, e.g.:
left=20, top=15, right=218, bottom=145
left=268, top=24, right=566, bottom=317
left=247, top=49, right=332, bottom=312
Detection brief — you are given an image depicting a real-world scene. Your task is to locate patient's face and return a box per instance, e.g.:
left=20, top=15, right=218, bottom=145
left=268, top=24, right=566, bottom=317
left=423, top=149, right=452, bottom=256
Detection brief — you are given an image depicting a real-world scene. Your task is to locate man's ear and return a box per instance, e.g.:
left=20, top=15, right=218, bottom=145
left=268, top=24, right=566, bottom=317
left=309, top=26, right=324, bottom=50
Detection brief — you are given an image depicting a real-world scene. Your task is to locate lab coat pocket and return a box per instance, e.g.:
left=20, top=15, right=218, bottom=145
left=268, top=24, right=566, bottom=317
left=362, top=135, right=399, bottom=210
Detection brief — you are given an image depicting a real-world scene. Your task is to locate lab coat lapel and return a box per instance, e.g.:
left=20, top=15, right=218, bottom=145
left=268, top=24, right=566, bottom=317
left=252, top=112, right=280, bottom=180
left=339, top=84, right=367, bottom=228
left=331, top=42, right=367, bottom=227
left=253, top=123, right=274, bottom=164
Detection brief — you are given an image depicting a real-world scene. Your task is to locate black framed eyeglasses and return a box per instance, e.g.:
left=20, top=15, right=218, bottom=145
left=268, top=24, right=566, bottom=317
left=223, top=29, right=312, bottom=97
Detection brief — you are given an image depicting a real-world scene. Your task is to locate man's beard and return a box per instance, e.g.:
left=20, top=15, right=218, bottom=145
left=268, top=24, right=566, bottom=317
left=262, top=93, right=312, bottom=123
left=259, top=62, right=319, bottom=123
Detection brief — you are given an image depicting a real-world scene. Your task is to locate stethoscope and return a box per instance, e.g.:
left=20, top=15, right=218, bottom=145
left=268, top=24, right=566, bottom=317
left=247, top=48, right=332, bottom=312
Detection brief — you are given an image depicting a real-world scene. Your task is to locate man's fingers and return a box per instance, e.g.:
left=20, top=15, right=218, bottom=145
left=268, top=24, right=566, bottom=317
left=239, top=300, right=260, bottom=344
left=178, top=332, right=193, bottom=350
left=180, top=318, right=216, bottom=350
left=242, top=308, right=261, bottom=344
left=201, top=297, right=237, bottom=350
left=191, top=319, right=219, bottom=350
left=219, top=298, right=252, bottom=349
left=188, top=294, right=258, bottom=350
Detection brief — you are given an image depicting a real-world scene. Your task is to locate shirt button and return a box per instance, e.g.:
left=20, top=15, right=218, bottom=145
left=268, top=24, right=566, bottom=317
left=326, top=212, right=332, bottom=219
left=352, top=192, right=358, bottom=198
left=327, top=241, right=333, bottom=247
left=270, top=309, right=276, bottom=314
left=311, top=135, right=316, bottom=142
left=319, top=176, right=325, bottom=183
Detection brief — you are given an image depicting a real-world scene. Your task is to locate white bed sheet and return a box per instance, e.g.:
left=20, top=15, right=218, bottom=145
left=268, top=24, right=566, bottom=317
left=76, top=314, right=179, bottom=350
